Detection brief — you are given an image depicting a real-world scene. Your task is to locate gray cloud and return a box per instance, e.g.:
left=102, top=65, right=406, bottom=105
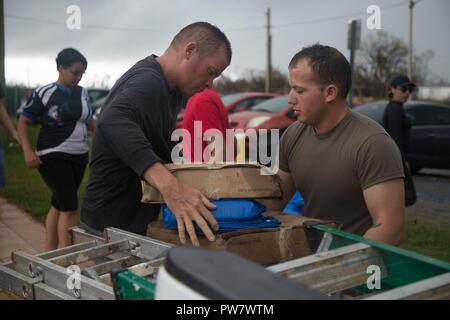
left=5, top=0, right=450, bottom=86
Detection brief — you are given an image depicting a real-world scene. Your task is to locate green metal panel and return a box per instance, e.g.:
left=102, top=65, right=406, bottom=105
left=314, top=225, right=450, bottom=290
left=113, top=271, right=156, bottom=300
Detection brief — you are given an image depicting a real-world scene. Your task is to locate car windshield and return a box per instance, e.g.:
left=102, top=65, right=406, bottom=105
left=221, top=93, right=246, bottom=106
left=251, top=96, right=288, bottom=113
left=353, top=101, right=388, bottom=124
left=92, top=96, right=107, bottom=109
left=88, top=89, right=109, bottom=103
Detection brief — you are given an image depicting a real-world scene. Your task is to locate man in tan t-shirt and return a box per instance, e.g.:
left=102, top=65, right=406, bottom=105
left=267, top=44, right=405, bottom=245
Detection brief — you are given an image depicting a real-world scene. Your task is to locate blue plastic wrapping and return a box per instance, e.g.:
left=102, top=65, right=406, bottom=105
left=283, top=192, right=304, bottom=216
left=162, top=199, right=280, bottom=232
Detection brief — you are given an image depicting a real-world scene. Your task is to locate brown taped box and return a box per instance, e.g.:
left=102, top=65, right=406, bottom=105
left=146, top=213, right=337, bottom=266
left=141, top=163, right=282, bottom=203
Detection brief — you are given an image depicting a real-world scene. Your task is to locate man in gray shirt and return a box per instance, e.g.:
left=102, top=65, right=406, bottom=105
left=81, top=22, right=231, bottom=246
left=266, top=44, right=405, bottom=245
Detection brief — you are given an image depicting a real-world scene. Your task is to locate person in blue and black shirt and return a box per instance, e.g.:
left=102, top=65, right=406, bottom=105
left=17, top=48, right=94, bottom=250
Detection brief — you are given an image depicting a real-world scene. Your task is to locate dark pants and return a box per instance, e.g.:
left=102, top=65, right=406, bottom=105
left=38, top=152, right=88, bottom=212
left=403, top=160, right=417, bottom=207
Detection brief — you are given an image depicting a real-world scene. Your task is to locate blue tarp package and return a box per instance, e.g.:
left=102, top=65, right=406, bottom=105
left=162, top=199, right=280, bottom=233
left=283, top=192, right=304, bottom=215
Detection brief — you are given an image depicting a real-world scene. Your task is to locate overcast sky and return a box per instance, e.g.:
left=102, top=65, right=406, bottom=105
left=4, top=0, right=450, bottom=88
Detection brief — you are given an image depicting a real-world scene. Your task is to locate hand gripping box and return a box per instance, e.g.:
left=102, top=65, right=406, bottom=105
left=141, top=163, right=282, bottom=204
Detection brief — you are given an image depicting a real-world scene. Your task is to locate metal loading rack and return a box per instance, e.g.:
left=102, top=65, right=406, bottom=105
left=1, top=224, right=450, bottom=300
left=0, top=227, right=173, bottom=300
left=111, top=224, right=450, bottom=300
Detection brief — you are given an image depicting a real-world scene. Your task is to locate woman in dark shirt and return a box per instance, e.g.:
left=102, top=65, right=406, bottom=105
left=383, top=75, right=416, bottom=158
left=383, top=75, right=417, bottom=206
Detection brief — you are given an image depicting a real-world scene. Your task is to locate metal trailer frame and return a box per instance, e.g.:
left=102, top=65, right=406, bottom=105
left=0, top=227, right=172, bottom=300
left=111, top=224, right=450, bottom=300
left=2, top=224, right=449, bottom=300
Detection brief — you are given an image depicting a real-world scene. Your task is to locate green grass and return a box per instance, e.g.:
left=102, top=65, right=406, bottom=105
left=0, top=118, right=449, bottom=262
left=0, top=120, right=89, bottom=223
left=401, top=216, right=450, bottom=262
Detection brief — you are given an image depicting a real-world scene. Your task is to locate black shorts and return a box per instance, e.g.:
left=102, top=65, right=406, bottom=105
left=38, top=152, right=88, bottom=212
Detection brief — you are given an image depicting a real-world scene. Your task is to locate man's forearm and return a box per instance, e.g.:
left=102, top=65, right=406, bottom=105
left=143, top=161, right=177, bottom=195
left=362, top=179, right=405, bottom=246
left=363, top=222, right=404, bottom=246
left=17, top=117, right=33, bottom=153
left=88, top=118, right=96, bottom=135
left=0, top=104, right=16, bottom=136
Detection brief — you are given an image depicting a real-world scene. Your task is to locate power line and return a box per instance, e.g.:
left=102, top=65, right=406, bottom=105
left=5, top=14, right=173, bottom=32
left=5, top=12, right=265, bottom=32
left=272, top=0, right=408, bottom=29
left=5, top=1, right=409, bottom=33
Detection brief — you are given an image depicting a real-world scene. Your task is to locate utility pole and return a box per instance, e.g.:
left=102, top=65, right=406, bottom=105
left=408, top=0, right=416, bottom=80
left=0, top=0, right=5, bottom=90
left=347, top=19, right=361, bottom=107
left=265, top=7, right=272, bottom=93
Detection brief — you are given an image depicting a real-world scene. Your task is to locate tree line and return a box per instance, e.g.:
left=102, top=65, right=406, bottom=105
left=215, top=31, right=446, bottom=100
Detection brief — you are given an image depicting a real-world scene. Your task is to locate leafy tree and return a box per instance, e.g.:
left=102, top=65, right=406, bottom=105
left=354, top=31, right=435, bottom=98
left=215, top=67, right=289, bottom=95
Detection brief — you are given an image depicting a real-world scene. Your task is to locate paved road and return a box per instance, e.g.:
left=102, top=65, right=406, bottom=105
left=407, top=169, right=450, bottom=224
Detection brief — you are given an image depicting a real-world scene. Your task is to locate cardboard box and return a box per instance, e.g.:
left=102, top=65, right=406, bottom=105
left=141, top=163, right=282, bottom=203
left=146, top=213, right=337, bottom=266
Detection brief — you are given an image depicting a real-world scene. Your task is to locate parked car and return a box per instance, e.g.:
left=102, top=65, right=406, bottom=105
left=229, top=95, right=296, bottom=161
left=354, top=100, right=450, bottom=172
left=175, top=91, right=278, bottom=128
left=91, top=96, right=107, bottom=120
left=229, top=95, right=295, bottom=132
left=87, top=88, right=109, bottom=105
